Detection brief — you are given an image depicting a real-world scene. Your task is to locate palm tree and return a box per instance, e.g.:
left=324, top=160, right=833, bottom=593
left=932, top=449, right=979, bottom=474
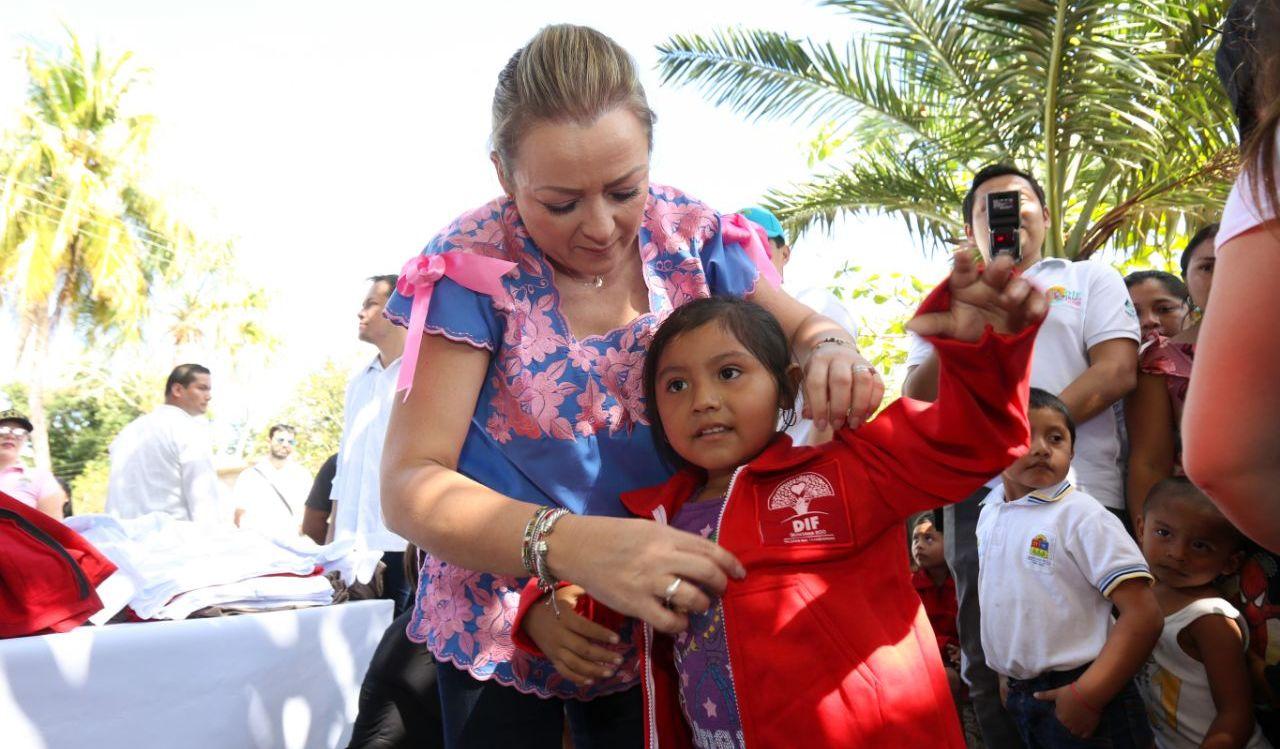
left=657, top=0, right=1236, bottom=262
left=0, top=29, right=193, bottom=470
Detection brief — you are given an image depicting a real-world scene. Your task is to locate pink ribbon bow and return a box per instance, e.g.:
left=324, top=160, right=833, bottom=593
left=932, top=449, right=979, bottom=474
left=721, top=213, right=782, bottom=288
left=394, top=252, right=517, bottom=399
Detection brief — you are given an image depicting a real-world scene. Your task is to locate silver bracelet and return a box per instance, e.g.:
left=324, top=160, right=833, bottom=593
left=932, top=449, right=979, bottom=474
left=532, top=508, right=570, bottom=615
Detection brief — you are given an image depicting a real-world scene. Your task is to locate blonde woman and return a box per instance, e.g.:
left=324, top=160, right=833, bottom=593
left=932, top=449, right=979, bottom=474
left=379, top=25, right=881, bottom=747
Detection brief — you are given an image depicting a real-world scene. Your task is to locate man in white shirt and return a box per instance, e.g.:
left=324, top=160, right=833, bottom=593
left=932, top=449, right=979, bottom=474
left=232, top=424, right=312, bottom=537
left=739, top=206, right=859, bottom=446
left=901, top=164, right=1140, bottom=748
left=106, top=364, right=225, bottom=523
left=331, top=275, right=410, bottom=614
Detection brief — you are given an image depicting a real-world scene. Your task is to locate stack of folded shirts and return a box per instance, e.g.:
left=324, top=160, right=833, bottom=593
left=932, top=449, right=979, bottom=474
left=64, top=513, right=383, bottom=622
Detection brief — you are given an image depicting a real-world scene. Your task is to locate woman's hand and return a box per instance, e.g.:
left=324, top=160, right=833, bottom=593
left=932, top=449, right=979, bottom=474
left=798, top=340, right=884, bottom=430
left=548, top=515, right=745, bottom=635
left=907, top=250, right=1047, bottom=342
left=522, top=585, right=624, bottom=686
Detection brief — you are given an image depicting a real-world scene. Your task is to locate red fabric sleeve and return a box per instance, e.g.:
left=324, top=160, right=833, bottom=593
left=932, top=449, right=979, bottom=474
left=838, top=277, right=1039, bottom=541
left=510, top=578, right=627, bottom=657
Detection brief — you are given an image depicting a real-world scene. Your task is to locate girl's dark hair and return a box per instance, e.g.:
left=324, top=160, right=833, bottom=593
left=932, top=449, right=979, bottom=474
left=1178, top=223, right=1219, bottom=279
left=1028, top=387, right=1075, bottom=447
left=642, top=297, right=798, bottom=467
left=1123, top=270, right=1189, bottom=303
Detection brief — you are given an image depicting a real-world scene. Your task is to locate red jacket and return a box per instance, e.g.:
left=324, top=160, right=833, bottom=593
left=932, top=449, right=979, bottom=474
left=514, top=281, right=1038, bottom=748
left=912, top=568, right=959, bottom=658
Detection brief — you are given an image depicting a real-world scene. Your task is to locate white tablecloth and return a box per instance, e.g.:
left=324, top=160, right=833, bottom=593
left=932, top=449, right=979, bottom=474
left=0, top=600, right=393, bottom=749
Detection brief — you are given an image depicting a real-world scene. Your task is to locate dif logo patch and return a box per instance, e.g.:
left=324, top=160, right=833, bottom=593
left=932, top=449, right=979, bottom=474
left=758, top=469, right=852, bottom=547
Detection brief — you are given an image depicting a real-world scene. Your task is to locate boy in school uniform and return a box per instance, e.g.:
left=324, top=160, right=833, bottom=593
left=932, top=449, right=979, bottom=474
left=978, top=389, right=1162, bottom=747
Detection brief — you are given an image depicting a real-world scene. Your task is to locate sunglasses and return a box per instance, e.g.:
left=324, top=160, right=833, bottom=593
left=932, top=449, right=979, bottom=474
left=0, top=426, right=30, bottom=437
left=272, top=436, right=297, bottom=445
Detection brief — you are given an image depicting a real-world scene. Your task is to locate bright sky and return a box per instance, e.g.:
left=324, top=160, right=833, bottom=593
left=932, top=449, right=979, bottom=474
left=0, top=0, right=950, bottom=437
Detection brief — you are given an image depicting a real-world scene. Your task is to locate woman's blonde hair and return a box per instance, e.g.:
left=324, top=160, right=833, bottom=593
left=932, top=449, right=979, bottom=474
left=491, top=25, right=655, bottom=173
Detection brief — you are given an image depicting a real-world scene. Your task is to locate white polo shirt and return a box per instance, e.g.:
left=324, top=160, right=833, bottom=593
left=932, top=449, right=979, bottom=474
left=105, top=405, right=225, bottom=524
left=977, top=479, right=1152, bottom=680
left=907, top=257, right=1140, bottom=508
left=331, top=354, right=405, bottom=553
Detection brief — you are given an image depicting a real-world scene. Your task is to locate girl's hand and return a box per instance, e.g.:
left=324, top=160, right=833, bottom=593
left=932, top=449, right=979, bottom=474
left=907, top=250, right=1047, bottom=342
left=799, top=341, right=884, bottom=430
left=1034, top=683, right=1102, bottom=738
left=522, top=585, right=624, bottom=686
left=548, top=515, right=745, bottom=635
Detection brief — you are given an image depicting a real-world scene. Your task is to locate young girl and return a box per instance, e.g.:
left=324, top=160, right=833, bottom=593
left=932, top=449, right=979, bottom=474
left=1137, top=477, right=1271, bottom=748
left=513, top=253, right=1044, bottom=747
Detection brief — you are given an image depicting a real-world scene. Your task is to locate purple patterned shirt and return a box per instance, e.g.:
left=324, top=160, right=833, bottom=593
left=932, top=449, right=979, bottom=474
left=670, top=497, right=745, bottom=749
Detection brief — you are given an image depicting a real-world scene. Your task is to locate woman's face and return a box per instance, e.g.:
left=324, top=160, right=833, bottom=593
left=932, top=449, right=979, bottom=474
left=496, top=107, right=650, bottom=281
left=1128, top=279, right=1188, bottom=340
left=1185, top=238, right=1216, bottom=311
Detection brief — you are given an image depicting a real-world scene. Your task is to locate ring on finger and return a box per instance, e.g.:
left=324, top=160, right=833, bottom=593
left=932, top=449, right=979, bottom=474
left=663, top=577, right=684, bottom=608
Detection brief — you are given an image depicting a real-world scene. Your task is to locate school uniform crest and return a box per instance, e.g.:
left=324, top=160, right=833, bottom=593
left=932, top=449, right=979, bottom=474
left=1026, top=532, right=1054, bottom=571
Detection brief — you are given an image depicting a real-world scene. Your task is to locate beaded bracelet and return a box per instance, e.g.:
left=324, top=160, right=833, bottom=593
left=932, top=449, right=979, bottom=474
left=521, top=506, right=556, bottom=577
left=531, top=508, right=570, bottom=614
left=812, top=336, right=855, bottom=350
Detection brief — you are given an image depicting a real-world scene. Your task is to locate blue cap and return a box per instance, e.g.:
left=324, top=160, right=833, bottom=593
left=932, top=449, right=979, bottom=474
left=738, top=206, right=785, bottom=241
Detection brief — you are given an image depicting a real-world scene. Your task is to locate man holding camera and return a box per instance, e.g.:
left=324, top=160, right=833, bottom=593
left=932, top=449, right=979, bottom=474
left=902, top=164, right=1139, bottom=747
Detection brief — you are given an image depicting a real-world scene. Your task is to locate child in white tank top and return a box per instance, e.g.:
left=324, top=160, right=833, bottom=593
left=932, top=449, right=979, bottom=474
left=1137, top=477, right=1271, bottom=748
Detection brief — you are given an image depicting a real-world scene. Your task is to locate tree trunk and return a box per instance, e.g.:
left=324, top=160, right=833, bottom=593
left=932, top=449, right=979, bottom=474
left=24, top=302, right=53, bottom=472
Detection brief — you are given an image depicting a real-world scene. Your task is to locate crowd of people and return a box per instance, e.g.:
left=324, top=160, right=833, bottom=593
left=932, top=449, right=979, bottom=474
left=2, top=4, right=1278, bottom=748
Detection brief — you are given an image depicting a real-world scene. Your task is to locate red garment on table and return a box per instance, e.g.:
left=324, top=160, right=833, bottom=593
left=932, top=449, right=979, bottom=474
left=913, top=567, right=959, bottom=656
left=0, top=491, right=117, bottom=637
left=514, top=278, right=1039, bottom=749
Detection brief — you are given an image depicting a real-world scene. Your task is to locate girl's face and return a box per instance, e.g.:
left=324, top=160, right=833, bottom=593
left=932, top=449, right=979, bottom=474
left=1137, top=497, right=1243, bottom=589
left=495, top=107, right=650, bottom=282
left=1184, top=238, right=1216, bottom=311
left=654, top=322, right=784, bottom=486
left=1128, top=279, right=1188, bottom=340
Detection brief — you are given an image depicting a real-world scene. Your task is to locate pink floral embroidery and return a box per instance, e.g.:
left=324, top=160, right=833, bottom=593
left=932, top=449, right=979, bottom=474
left=470, top=584, right=519, bottom=669
left=662, top=269, right=710, bottom=309
left=575, top=379, right=610, bottom=436
left=596, top=335, right=648, bottom=434
left=504, top=295, right=565, bottom=367
left=566, top=343, right=596, bottom=372
left=645, top=198, right=718, bottom=255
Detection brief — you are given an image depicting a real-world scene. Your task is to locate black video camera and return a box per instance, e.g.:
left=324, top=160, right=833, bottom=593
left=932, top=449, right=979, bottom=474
left=986, top=191, right=1021, bottom=261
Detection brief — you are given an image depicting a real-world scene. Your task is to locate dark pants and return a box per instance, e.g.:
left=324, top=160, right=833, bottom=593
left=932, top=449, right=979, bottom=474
left=436, top=660, right=643, bottom=749
left=1006, top=665, right=1153, bottom=748
left=380, top=551, right=413, bottom=618
left=348, top=609, right=443, bottom=749
left=943, top=485, right=1026, bottom=748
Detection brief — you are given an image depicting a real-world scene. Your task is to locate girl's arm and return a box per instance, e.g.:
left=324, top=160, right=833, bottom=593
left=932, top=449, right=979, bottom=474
left=1184, top=224, right=1280, bottom=551
left=1190, top=614, right=1258, bottom=749
left=380, top=334, right=743, bottom=635
left=750, top=280, right=883, bottom=431
left=1124, top=372, right=1176, bottom=527
left=1036, top=579, right=1162, bottom=737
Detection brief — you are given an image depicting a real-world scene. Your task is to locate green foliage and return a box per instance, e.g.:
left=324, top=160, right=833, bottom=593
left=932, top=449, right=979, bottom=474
left=657, top=0, right=1236, bottom=261
left=830, top=263, right=932, bottom=406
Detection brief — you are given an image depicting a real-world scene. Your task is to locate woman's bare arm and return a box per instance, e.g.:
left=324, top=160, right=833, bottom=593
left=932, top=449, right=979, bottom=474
left=1184, top=224, right=1280, bottom=551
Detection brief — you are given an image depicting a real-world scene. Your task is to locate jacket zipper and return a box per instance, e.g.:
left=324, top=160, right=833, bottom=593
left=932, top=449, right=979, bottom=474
left=0, top=508, right=93, bottom=599
left=644, top=506, right=665, bottom=748
left=714, top=465, right=747, bottom=749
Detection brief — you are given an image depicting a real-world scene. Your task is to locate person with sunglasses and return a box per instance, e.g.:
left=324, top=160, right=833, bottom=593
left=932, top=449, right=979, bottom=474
left=0, top=409, right=66, bottom=520
left=232, top=424, right=313, bottom=537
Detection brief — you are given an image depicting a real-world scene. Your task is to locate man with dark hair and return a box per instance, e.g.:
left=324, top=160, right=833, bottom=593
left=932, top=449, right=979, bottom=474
left=232, top=424, right=312, bottom=536
left=332, top=275, right=411, bottom=614
left=902, top=164, right=1139, bottom=748
left=106, top=363, right=224, bottom=523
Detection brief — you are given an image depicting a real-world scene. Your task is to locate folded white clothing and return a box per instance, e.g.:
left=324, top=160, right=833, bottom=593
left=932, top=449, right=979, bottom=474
left=159, top=573, right=336, bottom=620
left=64, top=513, right=383, bottom=620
